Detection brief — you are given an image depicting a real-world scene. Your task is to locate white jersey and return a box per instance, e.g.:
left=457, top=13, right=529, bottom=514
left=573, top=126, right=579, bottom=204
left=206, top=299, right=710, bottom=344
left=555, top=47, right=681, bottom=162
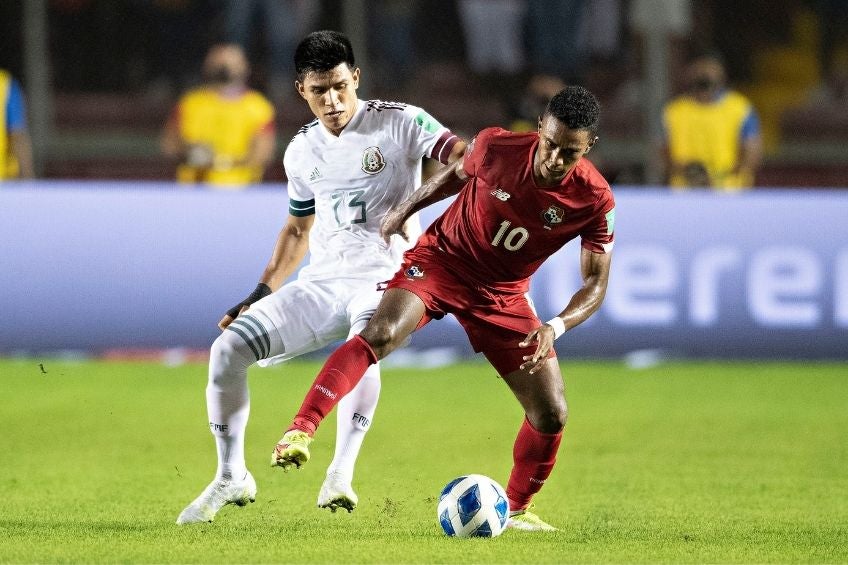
left=284, top=99, right=459, bottom=281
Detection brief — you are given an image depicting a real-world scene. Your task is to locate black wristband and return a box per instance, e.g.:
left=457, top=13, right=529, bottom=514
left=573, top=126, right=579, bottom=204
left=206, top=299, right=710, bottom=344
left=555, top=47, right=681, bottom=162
left=225, top=283, right=272, bottom=319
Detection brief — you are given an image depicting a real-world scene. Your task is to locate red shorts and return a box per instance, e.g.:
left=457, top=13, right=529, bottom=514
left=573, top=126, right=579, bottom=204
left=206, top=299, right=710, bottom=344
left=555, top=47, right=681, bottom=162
left=387, top=250, right=556, bottom=376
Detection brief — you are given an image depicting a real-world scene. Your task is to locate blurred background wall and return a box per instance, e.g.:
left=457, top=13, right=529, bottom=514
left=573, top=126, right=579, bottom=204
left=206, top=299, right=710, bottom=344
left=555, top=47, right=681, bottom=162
left=2, top=185, right=847, bottom=359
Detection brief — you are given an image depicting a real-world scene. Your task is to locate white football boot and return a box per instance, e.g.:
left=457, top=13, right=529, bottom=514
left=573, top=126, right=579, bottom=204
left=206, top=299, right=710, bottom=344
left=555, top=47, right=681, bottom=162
left=317, top=471, right=358, bottom=513
left=175, top=471, right=257, bottom=525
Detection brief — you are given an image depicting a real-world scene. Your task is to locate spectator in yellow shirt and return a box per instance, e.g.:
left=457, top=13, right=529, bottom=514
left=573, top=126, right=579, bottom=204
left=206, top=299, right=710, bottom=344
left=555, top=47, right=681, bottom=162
left=161, top=44, right=276, bottom=188
left=1, top=68, right=34, bottom=180
left=662, top=53, right=762, bottom=191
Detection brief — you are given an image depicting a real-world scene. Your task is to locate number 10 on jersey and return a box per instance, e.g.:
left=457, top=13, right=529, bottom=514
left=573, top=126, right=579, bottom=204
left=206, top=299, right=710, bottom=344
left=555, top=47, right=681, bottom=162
left=491, top=220, right=529, bottom=251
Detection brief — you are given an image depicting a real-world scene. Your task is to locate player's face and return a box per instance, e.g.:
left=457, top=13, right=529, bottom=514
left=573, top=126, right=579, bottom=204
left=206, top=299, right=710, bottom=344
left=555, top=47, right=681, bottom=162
left=533, top=115, right=596, bottom=186
left=296, top=64, right=360, bottom=136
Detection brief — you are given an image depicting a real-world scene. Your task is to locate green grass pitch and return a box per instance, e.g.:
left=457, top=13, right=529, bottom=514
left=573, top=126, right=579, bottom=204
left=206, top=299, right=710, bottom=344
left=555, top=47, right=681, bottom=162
left=1, top=358, right=846, bottom=564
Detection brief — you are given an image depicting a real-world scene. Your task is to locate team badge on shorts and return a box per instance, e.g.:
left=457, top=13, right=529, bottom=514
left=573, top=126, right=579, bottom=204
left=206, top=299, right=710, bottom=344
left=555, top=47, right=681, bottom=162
left=405, top=265, right=425, bottom=279
left=542, top=205, right=564, bottom=226
left=362, top=146, right=386, bottom=175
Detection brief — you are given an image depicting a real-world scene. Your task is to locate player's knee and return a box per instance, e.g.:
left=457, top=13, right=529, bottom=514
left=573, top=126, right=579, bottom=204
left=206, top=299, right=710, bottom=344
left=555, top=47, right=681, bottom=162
left=361, top=320, right=404, bottom=358
left=530, top=399, right=568, bottom=434
left=209, top=331, right=254, bottom=382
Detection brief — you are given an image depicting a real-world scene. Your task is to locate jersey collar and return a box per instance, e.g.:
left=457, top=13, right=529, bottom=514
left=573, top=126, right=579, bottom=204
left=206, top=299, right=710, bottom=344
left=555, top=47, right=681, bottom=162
left=318, top=98, right=366, bottom=142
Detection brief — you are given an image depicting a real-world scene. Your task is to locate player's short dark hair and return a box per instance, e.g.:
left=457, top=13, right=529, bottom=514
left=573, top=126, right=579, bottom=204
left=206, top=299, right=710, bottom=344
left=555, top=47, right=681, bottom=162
left=294, top=30, right=355, bottom=82
left=544, top=86, right=600, bottom=135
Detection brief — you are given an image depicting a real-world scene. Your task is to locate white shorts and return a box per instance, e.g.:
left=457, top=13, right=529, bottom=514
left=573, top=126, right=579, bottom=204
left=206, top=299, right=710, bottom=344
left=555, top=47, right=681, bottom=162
left=241, top=277, right=383, bottom=367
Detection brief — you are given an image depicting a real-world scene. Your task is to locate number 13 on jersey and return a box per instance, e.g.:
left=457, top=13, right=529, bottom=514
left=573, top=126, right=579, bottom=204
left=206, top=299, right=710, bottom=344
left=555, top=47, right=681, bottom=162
left=331, top=189, right=368, bottom=228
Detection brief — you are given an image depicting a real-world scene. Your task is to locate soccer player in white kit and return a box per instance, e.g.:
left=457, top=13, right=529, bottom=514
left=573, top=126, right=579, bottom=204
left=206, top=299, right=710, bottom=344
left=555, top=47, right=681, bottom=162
left=176, top=30, right=465, bottom=524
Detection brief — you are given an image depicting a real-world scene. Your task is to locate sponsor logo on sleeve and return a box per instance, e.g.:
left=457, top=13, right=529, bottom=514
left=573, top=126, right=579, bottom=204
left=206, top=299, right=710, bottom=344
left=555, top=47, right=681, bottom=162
left=414, top=111, right=443, bottom=134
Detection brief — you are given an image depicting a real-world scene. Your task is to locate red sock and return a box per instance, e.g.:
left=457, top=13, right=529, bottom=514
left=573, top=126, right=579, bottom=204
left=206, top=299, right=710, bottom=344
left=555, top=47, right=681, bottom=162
left=288, top=334, right=378, bottom=435
left=506, top=417, right=563, bottom=512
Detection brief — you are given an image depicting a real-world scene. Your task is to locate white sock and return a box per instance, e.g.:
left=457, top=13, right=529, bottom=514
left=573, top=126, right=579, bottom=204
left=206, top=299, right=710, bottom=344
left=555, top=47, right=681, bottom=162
left=206, top=329, right=255, bottom=481
left=326, top=357, right=381, bottom=483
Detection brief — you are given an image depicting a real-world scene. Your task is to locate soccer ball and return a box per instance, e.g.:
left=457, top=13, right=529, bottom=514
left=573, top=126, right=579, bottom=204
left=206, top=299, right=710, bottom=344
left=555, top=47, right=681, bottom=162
left=437, top=474, right=509, bottom=537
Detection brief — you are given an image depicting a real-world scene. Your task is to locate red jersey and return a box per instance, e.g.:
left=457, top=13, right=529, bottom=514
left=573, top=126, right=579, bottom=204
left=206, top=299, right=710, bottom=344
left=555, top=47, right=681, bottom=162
left=415, top=127, right=615, bottom=294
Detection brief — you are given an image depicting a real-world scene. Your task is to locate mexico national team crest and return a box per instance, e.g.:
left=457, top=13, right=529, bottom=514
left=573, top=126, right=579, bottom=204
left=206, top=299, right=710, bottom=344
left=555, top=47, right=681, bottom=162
left=405, top=265, right=425, bottom=279
left=361, top=146, right=386, bottom=175
left=542, top=205, right=565, bottom=226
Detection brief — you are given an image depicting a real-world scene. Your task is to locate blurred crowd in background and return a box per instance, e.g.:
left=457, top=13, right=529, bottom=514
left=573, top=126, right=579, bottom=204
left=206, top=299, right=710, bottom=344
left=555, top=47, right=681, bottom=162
left=1, top=0, right=847, bottom=187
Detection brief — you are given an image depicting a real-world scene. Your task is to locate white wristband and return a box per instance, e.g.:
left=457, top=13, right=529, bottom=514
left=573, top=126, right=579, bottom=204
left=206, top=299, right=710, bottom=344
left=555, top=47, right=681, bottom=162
left=545, top=317, right=566, bottom=340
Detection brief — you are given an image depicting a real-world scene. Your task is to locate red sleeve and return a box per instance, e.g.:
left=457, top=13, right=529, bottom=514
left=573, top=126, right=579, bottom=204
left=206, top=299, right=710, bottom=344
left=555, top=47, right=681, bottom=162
left=580, top=190, right=616, bottom=254
left=462, top=127, right=497, bottom=179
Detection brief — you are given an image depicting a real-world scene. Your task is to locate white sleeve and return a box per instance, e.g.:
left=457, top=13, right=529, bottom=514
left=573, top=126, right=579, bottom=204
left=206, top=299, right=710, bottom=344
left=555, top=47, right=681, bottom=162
left=394, top=103, right=460, bottom=164
left=283, top=141, right=315, bottom=217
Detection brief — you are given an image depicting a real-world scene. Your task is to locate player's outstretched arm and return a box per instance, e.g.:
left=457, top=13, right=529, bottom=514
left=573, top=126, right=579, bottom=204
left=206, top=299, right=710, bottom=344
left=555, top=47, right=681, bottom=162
left=520, top=248, right=612, bottom=373
left=218, top=214, right=314, bottom=330
left=380, top=157, right=467, bottom=243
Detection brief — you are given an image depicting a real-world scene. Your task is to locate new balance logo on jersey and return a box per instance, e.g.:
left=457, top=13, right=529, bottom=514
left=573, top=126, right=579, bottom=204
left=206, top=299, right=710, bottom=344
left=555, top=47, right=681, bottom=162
left=405, top=265, right=424, bottom=278
left=491, top=188, right=511, bottom=201
left=209, top=422, right=229, bottom=432
left=308, top=167, right=322, bottom=182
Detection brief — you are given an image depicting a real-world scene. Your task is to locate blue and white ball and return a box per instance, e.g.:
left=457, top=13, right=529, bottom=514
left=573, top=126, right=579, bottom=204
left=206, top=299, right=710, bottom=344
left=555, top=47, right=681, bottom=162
left=437, top=474, right=509, bottom=537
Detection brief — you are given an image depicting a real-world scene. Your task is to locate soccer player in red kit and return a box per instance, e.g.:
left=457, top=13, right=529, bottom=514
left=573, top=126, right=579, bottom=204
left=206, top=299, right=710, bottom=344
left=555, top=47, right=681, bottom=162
left=272, top=86, right=615, bottom=531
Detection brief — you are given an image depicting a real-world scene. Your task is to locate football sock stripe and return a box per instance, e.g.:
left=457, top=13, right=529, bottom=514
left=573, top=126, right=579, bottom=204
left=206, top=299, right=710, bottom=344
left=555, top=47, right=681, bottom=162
left=240, top=315, right=271, bottom=358
left=226, top=324, right=262, bottom=361
left=229, top=322, right=268, bottom=359
left=229, top=320, right=267, bottom=359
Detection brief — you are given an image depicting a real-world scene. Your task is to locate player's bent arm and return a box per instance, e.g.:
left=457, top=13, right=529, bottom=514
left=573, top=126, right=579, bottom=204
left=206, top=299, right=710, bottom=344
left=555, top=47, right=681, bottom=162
left=558, top=248, right=613, bottom=330
left=218, top=214, right=314, bottom=330
left=259, top=214, right=315, bottom=290
left=520, top=249, right=612, bottom=373
left=380, top=157, right=468, bottom=243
